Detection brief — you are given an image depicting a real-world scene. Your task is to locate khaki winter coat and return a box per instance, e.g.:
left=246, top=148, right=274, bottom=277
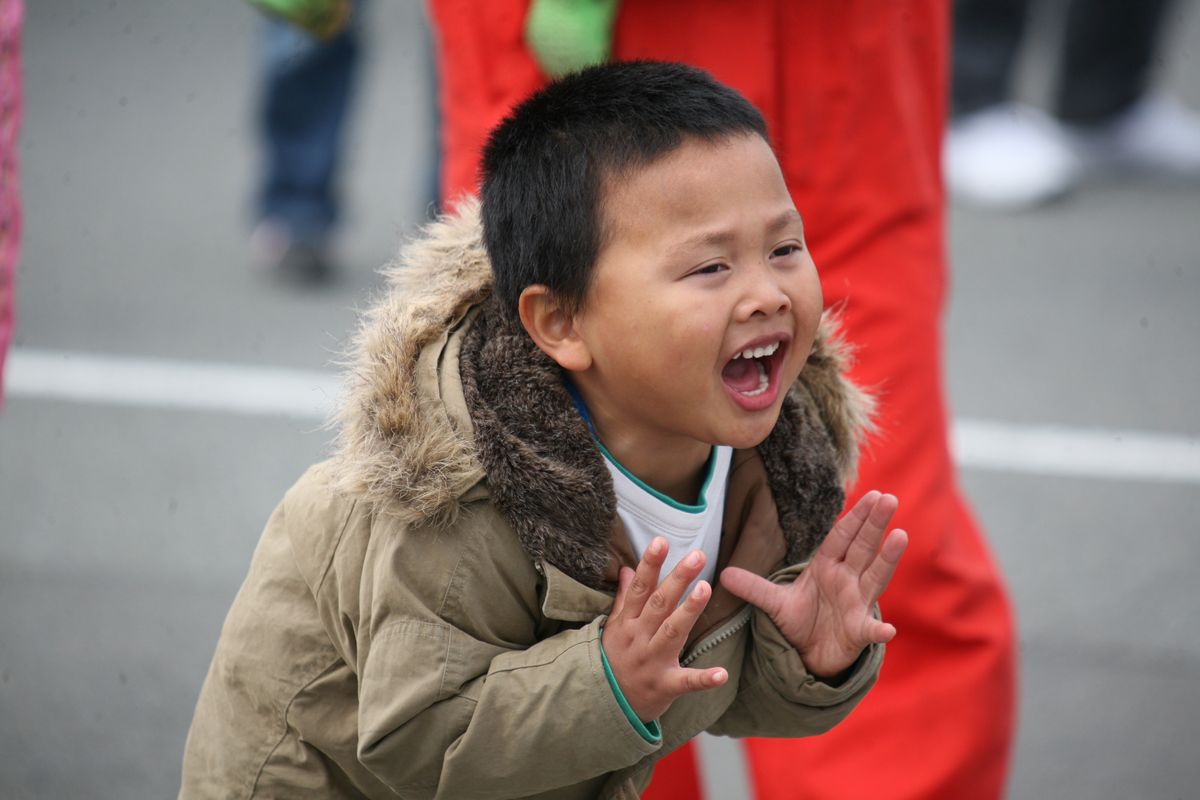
left=180, top=203, right=883, bottom=800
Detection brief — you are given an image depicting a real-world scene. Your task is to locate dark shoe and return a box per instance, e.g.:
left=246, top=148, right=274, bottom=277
left=274, top=240, right=332, bottom=284
left=251, top=221, right=334, bottom=286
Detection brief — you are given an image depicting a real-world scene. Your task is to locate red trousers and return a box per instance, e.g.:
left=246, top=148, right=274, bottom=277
left=429, top=2, right=1016, bottom=797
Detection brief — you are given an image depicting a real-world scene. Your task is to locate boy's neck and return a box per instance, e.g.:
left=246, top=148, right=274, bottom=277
left=572, top=383, right=713, bottom=505
left=603, top=435, right=711, bottom=506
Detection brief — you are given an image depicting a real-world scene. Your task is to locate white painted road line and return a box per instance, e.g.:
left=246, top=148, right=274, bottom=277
left=951, top=419, right=1200, bottom=485
left=6, top=348, right=341, bottom=421
left=7, top=348, right=1200, bottom=484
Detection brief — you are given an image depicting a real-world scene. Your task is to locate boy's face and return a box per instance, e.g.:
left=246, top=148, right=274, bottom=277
left=569, top=133, right=823, bottom=452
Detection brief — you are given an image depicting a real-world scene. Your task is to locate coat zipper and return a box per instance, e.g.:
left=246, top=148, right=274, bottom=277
left=680, top=606, right=753, bottom=667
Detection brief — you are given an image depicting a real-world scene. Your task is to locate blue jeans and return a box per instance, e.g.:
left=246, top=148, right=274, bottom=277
left=256, top=10, right=362, bottom=242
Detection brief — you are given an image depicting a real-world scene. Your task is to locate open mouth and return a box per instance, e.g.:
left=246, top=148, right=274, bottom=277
left=720, top=338, right=788, bottom=408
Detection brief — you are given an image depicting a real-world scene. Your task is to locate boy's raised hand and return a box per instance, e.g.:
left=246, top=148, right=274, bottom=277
left=720, top=491, right=908, bottom=680
left=602, top=539, right=729, bottom=723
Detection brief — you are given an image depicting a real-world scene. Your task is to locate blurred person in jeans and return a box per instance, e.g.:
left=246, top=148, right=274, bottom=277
left=948, top=0, right=1200, bottom=209
left=0, top=0, right=21, bottom=406
left=248, top=0, right=441, bottom=283
left=249, top=0, right=362, bottom=283
left=249, top=0, right=441, bottom=284
left=430, top=1, right=1016, bottom=798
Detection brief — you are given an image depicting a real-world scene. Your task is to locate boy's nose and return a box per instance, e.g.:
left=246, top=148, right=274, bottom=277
left=739, top=272, right=792, bottom=320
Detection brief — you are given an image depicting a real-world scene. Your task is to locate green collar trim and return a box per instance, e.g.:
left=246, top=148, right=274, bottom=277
left=595, top=439, right=717, bottom=514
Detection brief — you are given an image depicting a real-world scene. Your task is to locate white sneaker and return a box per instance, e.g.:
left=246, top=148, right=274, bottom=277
left=1067, top=93, right=1200, bottom=177
left=945, top=103, right=1081, bottom=209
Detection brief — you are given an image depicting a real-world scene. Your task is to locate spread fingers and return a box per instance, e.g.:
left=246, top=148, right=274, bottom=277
left=666, top=666, right=728, bottom=698
left=817, top=491, right=881, bottom=564
left=650, top=579, right=711, bottom=654
left=844, top=493, right=898, bottom=573
left=859, top=528, right=908, bottom=602
left=622, top=537, right=669, bottom=618
left=609, top=566, right=635, bottom=619
left=641, top=550, right=707, bottom=627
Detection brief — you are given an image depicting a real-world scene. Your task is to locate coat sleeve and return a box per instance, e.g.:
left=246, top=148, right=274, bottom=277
left=706, top=563, right=884, bottom=738
left=341, top=507, right=660, bottom=799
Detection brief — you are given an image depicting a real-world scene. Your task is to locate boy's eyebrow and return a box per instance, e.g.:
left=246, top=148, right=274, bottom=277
left=675, top=229, right=737, bottom=251
left=672, top=209, right=805, bottom=252
left=766, top=208, right=804, bottom=236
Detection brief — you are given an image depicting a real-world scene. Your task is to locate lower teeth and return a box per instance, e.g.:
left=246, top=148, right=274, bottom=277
left=742, top=360, right=770, bottom=397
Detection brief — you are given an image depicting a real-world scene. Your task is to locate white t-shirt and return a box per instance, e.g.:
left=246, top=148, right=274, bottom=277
left=598, top=441, right=733, bottom=598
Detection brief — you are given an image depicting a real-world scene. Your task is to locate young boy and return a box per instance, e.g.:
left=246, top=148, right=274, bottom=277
left=180, top=61, right=907, bottom=799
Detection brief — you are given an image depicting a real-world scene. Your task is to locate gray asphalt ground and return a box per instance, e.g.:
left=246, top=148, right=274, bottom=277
left=2, top=1, right=1199, bottom=798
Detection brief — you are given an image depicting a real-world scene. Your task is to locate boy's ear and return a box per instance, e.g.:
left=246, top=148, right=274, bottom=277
left=517, top=285, right=592, bottom=372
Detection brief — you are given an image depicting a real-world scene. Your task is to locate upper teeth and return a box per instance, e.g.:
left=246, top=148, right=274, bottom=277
left=733, top=341, right=781, bottom=360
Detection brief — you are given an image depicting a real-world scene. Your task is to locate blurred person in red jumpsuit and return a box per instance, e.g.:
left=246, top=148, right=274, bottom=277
left=428, top=1, right=1016, bottom=797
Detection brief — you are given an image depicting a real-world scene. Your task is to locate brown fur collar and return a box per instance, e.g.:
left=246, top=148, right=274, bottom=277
left=334, top=200, right=873, bottom=586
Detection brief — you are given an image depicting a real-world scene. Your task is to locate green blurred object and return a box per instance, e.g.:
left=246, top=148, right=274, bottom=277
left=524, top=0, right=620, bottom=78
left=249, top=0, right=352, bottom=40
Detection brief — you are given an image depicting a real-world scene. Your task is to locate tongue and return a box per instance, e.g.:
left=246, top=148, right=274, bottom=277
left=721, top=358, right=761, bottom=392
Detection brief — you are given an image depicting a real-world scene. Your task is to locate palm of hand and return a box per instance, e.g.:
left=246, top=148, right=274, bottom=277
left=720, top=491, right=907, bottom=679
left=771, top=550, right=886, bottom=677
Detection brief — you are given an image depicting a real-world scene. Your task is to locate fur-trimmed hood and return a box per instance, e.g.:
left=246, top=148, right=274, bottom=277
left=334, top=200, right=873, bottom=587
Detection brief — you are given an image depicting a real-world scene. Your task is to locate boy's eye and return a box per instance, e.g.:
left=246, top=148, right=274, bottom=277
left=691, top=262, right=727, bottom=276
left=771, top=244, right=803, bottom=259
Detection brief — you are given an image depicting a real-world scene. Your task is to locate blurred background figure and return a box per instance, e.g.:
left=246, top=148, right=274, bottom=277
left=247, top=0, right=440, bottom=284
left=248, top=0, right=361, bottom=284
left=430, top=1, right=1015, bottom=798
left=948, top=0, right=1200, bottom=209
left=0, top=0, right=21, bottom=407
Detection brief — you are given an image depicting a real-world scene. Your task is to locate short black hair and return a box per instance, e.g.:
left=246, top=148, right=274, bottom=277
left=480, top=61, right=768, bottom=319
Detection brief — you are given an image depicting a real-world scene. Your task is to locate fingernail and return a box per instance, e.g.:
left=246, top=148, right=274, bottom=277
left=692, top=583, right=707, bottom=600
left=686, top=551, right=701, bottom=567
left=712, top=668, right=727, bottom=684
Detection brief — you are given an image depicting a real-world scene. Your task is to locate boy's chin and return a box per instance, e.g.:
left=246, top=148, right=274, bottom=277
left=717, top=413, right=782, bottom=450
